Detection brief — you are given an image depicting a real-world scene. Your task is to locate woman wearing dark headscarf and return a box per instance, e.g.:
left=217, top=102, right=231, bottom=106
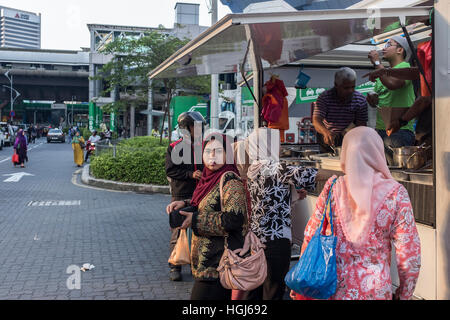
left=14, top=129, right=28, bottom=168
left=166, top=134, right=248, bottom=300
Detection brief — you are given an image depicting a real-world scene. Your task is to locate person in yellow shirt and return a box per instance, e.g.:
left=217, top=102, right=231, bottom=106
left=71, top=131, right=85, bottom=167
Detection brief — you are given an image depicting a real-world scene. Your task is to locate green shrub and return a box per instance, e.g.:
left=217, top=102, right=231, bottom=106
left=81, top=127, right=92, bottom=140
left=90, top=136, right=169, bottom=185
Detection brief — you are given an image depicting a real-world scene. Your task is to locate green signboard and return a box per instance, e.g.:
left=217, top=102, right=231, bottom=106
left=110, top=112, right=116, bottom=132
left=296, top=81, right=376, bottom=104
left=89, top=102, right=96, bottom=131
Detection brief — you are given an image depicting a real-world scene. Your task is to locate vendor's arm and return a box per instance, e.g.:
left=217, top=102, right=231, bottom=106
left=313, top=96, right=337, bottom=146
left=191, top=173, right=246, bottom=237
left=364, top=67, right=420, bottom=82
left=354, top=97, right=369, bottom=127
left=387, top=96, right=432, bottom=136
left=313, top=116, right=337, bottom=146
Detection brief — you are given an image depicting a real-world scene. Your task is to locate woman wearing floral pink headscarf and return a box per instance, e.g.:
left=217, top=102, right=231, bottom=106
left=290, top=126, right=421, bottom=300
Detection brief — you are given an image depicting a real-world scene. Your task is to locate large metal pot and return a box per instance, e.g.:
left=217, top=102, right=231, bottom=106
left=390, top=146, right=430, bottom=170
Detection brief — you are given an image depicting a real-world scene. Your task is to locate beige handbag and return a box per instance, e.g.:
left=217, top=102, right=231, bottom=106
left=168, top=229, right=191, bottom=266
left=216, top=172, right=267, bottom=291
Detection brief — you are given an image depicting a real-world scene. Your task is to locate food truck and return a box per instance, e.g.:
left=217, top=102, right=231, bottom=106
left=150, top=2, right=449, bottom=300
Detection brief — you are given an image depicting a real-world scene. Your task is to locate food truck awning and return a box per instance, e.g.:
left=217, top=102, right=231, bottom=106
left=149, top=7, right=431, bottom=79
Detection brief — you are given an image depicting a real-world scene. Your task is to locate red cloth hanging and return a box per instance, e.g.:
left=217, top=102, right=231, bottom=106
left=417, top=40, right=432, bottom=97
left=263, top=77, right=290, bottom=133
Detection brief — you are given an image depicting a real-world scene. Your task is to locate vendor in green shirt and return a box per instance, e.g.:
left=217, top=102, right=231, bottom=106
left=366, top=35, right=416, bottom=166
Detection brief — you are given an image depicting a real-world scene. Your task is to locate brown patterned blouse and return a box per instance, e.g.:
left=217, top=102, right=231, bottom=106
left=190, top=172, right=248, bottom=281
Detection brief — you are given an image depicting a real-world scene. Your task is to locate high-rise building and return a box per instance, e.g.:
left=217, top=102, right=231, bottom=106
left=0, top=6, right=41, bottom=49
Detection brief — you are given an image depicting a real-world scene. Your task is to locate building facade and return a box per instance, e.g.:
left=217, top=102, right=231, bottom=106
left=88, top=2, right=208, bottom=136
left=0, top=6, right=41, bottom=49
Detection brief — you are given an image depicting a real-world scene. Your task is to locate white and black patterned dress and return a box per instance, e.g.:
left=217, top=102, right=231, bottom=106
left=247, top=162, right=317, bottom=244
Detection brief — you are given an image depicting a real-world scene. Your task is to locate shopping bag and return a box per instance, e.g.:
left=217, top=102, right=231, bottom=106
left=285, top=178, right=338, bottom=300
left=217, top=172, right=267, bottom=292
left=168, top=228, right=191, bottom=266
left=12, top=153, right=19, bottom=164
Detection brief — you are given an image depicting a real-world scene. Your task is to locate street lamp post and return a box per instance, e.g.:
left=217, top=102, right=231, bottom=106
left=1, top=84, right=20, bottom=122
left=4, top=71, right=19, bottom=123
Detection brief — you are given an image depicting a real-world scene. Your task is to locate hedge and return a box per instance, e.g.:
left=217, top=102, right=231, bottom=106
left=90, top=136, right=170, bottom=186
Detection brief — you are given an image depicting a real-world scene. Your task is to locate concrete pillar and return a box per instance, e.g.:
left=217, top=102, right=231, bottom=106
left=147, top=79, right=153, bottom=136
left=130, top=104, right=135, bottom=138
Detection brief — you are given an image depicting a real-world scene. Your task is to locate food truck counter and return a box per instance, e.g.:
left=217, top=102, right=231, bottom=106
left=281, top=152, right=436, bottom=244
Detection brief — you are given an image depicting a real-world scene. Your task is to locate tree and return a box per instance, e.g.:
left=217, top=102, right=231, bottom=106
left=91, top=28, right=210, bottom=143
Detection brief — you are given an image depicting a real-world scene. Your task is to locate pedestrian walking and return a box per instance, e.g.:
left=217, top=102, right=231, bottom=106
left=31, top=126, right=37, bottom=144
left=165, top=112, right=205, bottom=282
left=104, top=126, right=112, bottom=144
left=290, top=126, right=421, bottom=300
left=68, top=126, right=73, bottom=144
left=242, top=127, right=320, bottom=300
left=13, top=129, right=28, bottom=168
left=166, top=134, right=248, bottom=300
left=27, top=126, right=32, bottom=144
left=71, top=131, right=85, bottom=168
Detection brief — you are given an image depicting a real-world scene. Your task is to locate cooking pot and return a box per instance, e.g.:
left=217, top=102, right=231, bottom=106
left=389, top=145, right=430, bottom=170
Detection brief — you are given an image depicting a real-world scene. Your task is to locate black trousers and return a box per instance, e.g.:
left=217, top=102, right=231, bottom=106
left=243, top=238, right=291, bottom=301
left=191, top=279, right=231, bottom=300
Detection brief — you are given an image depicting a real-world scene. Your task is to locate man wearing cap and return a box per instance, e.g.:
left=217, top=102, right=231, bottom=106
left=367, top=35, right=416, bottom=165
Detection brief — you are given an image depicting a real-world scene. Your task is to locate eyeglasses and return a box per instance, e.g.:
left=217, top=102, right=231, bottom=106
left=384, top=41, right=398, bottom=49
left=204, top=148, right=224, bottom=156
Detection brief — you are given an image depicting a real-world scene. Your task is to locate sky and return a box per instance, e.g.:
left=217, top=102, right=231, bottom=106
left=2, top=0, right=231, bottom=50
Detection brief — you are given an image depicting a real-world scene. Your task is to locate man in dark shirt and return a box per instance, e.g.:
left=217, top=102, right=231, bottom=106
left=165, top=112, right=205, bottom=281
left=313, top=67, right=368, bottom=153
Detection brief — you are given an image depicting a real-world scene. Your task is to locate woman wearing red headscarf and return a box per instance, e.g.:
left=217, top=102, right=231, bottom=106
left=290, top=127, right=421, bottom=300
left=166, top=134, right=248, bottom=300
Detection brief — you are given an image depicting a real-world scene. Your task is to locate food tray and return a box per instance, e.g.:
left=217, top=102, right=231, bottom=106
left=391, top=170, right=409, bottom=181
left=406, top=171, right=433, bottom=185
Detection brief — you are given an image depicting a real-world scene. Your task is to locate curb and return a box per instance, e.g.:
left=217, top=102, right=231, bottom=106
left=81, top=165, right=171, bottom=195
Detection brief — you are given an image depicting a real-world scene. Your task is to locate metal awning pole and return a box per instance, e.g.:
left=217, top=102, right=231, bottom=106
left=244, top=26, right=263, bottom=129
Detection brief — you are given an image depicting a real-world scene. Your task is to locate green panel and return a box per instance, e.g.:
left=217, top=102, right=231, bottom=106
left=170, top=96, right=206, bottom=129
left=241, top=86, right=255, bottom=107
left=96, top=106, right=103, bottom=129
left=110, top=112, right=116, bottom=132
left=296, top=81, right=375, bottom=104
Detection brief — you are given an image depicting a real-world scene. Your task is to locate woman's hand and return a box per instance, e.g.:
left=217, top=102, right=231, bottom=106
left=290, top=290, right=297, bottom=300
left=179, top=211, right=193, bottom=229
left=166, top=201, right=185, bottom=215
left=296, top=189, right=308, bottom=201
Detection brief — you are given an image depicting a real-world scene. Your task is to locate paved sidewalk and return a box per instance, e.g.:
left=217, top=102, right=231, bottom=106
left=0, top=140, right=194, bottom=300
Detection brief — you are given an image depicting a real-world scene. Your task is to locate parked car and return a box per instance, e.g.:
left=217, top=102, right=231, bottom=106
left=0, top=128, right=5, bottom=150
left=0, top=122, right=15, bottom=146
left=47, top=129, right=65, bottom=143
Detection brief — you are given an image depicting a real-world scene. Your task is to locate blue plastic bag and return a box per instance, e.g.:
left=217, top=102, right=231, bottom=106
left=285, top=178, right=338, bottom=300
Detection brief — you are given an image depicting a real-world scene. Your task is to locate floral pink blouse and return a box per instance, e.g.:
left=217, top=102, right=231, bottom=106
left=294, top=177, right=421, bottom=300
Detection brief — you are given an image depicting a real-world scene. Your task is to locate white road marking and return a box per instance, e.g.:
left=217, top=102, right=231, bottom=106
left=0, top=142, right=44, bottom=164
left=71, top=169, right=130, bottom=193
left=3, top=172, right=35, bottom=182
left=27, top=200, right=81, bottom=207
